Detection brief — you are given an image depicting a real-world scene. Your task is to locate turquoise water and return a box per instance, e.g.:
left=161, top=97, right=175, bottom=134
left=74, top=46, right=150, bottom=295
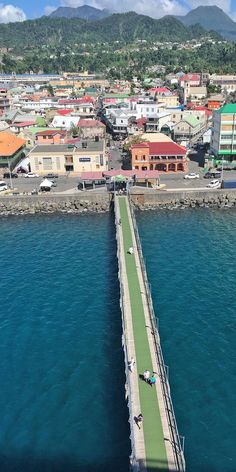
left=0, top=215, right=130, bottom=472
left=137, top=209, right=236, bottom=472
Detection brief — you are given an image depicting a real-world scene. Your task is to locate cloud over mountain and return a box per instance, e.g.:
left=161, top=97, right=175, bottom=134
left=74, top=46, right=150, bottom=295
left=60, top=0, right=234, bottom=18
left=60, top=0, right=187, bottom=17
left=0, top=3, right=26, bottom=23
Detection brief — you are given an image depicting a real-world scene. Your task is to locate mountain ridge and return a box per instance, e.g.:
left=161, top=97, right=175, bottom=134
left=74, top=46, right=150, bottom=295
left=50, top=4, right=111, bottom=20
left=175, top=5, right=236, bottom=40
left=0, top=11, right=219, bottom=50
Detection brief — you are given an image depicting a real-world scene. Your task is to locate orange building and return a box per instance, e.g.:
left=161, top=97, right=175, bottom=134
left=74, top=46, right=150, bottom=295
left=207, top=96, right=224, bottom=111
left=131, top=141, right=187, bottom=173
left=0, top=131, right=25, bottom=170
left=36, top=130, right=67, bottom=145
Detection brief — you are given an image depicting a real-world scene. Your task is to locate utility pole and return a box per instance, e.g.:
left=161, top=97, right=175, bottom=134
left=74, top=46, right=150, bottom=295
left=7, top=158, right=13, bottom=189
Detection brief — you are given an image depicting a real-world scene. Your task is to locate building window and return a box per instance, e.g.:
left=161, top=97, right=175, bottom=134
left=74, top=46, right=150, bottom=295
left=221, top=125, right=233, bottom=131
left=143, top=155, right=146, bottom=160
left=34, top=157, right=39, bottom=171
left=56, top=156, right=61, bottom=170
left=43, top=157, right=52, bottom=170
left=221, top=135, right=232, bottom=140
left=221, top=115, right=234, bottom=121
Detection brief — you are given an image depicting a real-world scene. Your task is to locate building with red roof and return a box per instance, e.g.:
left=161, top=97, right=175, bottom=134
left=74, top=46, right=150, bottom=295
left=131, top=140, right=187, bottom=173
left=149, top=87, right=170, bottom=94
left=179, top=74, right=200, bottom=88
left=36, top=129, right=67, bottom=145
left=56, top=109, right=72, bottom=116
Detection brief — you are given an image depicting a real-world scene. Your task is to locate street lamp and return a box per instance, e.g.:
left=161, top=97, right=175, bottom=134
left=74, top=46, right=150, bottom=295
left=221, top=157, right=224, bottom=184
left=7, top=158, right=13, bottom=189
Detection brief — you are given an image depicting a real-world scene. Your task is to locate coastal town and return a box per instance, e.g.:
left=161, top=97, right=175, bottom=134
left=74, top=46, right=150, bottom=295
left=0, top=69, right=236, bottom=195
left=0, top=2, right=236, bottom=472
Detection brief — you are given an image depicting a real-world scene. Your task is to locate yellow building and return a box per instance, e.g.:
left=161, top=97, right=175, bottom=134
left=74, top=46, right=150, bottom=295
left=157, top=95, right=179, bottom=107
left=29, top=140, right=107, bottom=176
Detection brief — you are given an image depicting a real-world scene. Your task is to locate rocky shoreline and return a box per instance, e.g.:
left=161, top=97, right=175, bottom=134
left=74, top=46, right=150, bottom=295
left=0, top=194, right=110, bottom=216
left=131, top=190, right=236, bottom=211
left=1, top=191, right=236, bottom=216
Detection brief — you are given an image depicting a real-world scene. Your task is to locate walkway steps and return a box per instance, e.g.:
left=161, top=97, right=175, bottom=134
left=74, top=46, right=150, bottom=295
left=115, top=195, right=185, bottom=472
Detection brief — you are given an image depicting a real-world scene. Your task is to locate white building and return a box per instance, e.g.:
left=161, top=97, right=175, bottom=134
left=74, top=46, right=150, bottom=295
left=51, top=115, right=80, bottom=130
left=136, top=102, right=160, bottom=119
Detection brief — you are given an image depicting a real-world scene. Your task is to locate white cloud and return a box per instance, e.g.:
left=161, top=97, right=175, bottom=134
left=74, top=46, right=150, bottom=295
left=44, top=5, right=58, bottom=16
left=0, top=3, right=26, bottom=23
left=60, top=0, right=187, bottom=18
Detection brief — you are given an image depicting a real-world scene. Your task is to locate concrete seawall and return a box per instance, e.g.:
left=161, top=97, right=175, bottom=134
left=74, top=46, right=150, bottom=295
left=2, top=188, right=236, bottom=216
left=130, top=188, right=236, bottom=210
left=0, top=193, right=111, bottom=216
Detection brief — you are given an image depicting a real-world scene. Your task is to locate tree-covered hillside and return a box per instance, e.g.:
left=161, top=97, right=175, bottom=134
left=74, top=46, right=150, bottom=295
left=0, top=12, right=215, bottom=51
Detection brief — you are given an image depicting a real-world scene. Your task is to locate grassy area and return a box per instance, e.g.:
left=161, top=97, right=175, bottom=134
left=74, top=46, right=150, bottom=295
left=118, top=197, right=168, bottom=471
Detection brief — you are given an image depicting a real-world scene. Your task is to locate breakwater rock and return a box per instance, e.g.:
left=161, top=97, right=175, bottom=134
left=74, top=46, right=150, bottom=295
left=0, top=193, right=111, bottom=216
left=130, top=189, right=236, bottom=211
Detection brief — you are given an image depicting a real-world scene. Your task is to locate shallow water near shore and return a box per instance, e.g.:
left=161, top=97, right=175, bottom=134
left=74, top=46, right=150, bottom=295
left=137, top=208, right=236, bottom=472
left=0, top=214, right=130, bottom=472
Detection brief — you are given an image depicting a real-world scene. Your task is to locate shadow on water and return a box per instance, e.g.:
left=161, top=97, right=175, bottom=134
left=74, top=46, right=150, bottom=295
left=0, top=454, right=128, bottom=472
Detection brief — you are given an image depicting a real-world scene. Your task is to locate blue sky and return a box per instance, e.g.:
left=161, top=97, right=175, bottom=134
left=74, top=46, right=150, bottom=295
left=0, top=0, right=236, bottom=22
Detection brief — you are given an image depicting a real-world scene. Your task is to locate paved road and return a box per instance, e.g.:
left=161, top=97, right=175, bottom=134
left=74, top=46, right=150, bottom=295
left=2, top=175, right=80, bottom=194
left=2, top=147, right=236, bottom=194
left=108, top=139, right=123, bottom=171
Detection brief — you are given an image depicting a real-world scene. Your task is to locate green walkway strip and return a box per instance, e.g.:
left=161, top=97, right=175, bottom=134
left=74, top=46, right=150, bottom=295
left=119, top=197, right=169, bottom=472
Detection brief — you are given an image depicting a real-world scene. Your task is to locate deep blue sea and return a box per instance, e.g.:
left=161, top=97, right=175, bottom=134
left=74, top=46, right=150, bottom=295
left=1, top=210, right=236, bottom=472
left=0, top=214, right=130, bottom=472
left=137, top=208, right=236, bottom=472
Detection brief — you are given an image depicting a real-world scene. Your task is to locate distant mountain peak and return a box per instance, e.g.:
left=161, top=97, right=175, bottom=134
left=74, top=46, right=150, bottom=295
left=49, top=4, right=111, bottom=20
left=176, top=5, right=236, bottom=40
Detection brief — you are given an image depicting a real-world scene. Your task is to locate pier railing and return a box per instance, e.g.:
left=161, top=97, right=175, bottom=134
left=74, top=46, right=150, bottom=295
left=114, top=194, right=140, bottom=471
left=128, top=195, right=186, bottom=472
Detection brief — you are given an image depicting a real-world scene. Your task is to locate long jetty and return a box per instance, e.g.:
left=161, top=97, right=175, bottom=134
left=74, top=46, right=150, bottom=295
left=115, top=195, right=185, bottom=472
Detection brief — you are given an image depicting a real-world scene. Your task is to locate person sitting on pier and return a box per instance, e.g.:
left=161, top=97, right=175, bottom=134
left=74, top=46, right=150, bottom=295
left=128, top=247, right=134, bottom=255
left=150, top=373, right=156, bottom=387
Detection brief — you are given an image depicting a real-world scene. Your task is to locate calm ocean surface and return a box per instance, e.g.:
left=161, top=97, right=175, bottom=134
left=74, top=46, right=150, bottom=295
left=137, top=208, right=236, bottom=472
left=0, top=214, right=130, bottom=472
left=1, top=210, right=236, bottom=472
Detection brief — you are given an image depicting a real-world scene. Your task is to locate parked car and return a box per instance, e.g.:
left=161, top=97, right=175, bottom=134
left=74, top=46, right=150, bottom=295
left=3, top=172, right=18, bottom=179
left=207, top=179, right=221, bottom=189
left=204, top=172, right=221, bottom=179
left=0, top=181, right=8, bottom=192
left=45, top=173, right=58, bottom=179
left=24, top=172, right=39, bottom=178
left=184, top=173, right=200, bottom=179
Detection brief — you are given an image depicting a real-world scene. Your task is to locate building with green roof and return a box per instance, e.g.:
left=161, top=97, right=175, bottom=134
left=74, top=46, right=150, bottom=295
left=211, top=103, right=236, bottom=158
left=173, top=112, right=206, bottom=142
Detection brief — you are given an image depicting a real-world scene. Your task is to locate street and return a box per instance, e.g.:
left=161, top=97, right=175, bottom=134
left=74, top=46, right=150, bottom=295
left=2, top=146, right=236, bottom=194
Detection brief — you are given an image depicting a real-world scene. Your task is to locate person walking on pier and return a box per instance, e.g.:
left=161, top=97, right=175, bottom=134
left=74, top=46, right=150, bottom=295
left=135, top=413, right=143, bottom=430
left=128, top=357, right=135, bottom=372
left=143, top=369, right=150, bottom=383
